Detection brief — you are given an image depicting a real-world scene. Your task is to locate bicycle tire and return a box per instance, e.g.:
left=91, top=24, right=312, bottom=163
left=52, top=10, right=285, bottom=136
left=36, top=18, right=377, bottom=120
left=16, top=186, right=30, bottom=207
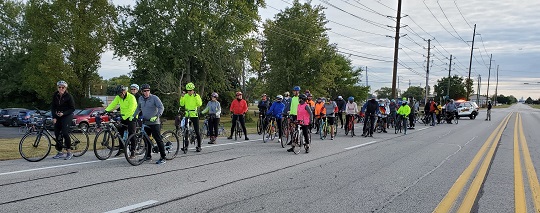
left=70, top=131, right=89, bottom=157
left=270, top=122, right=276, bottom=141
left=93, top=130, right=117, bottom=160
left=257, top=118, right=262, bottom=135
left=263, top=121, right=270, bottom=143
left=161, top=130, right=179, bottom=160
left=200, top=124, right=208, bottom=139
left=235, top=121, right=242, bottom=140
left=19, top=126, right=28, bottom=134
left=455, top=115, right=459, bottom=124
left=125, top=133, right=147, bottom=166
left=319, top=120, right=326, bottom=140
left=182, top=128, right=189, bottom=154
left=293, top=130, right=301, bottom=154
left=19, top=131, right=51, bottom=162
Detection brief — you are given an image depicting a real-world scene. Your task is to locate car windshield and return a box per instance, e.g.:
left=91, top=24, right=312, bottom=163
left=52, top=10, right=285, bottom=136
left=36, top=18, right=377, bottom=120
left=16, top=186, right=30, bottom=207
left=0, top=110, right=7, bottom=115
left=78, top=109, right=92, bottom=115
left=18, top=112, right=27, bottom=116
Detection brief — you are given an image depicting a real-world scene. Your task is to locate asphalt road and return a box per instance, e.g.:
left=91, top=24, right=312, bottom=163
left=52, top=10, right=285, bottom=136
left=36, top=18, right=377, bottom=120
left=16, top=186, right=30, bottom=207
left=0, top=104, right=539, bottom=213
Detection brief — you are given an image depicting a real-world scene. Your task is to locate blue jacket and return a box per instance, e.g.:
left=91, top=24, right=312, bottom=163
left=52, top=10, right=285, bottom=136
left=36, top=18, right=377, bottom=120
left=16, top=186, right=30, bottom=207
left=266, top=101, right=285, bottom=119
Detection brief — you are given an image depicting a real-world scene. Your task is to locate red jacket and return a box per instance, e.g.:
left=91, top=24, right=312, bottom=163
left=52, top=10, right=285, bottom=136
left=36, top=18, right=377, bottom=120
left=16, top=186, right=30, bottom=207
left=230, top=99, right=248, bottom=115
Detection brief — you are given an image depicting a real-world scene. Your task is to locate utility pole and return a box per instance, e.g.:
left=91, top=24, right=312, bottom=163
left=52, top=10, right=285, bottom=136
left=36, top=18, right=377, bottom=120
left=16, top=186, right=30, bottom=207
left=366, top=66, right=369, bottom=100
left=425, top=39, right=431, bottom=105
left=446, top=54, right=453, bottom=101
left=391, top=0, right=403, bottom=99
left=467, top=24, right=477, bottom=101
left=486, top=54, right=492, bottom=103
left=495, top=65, right=499, bottom=105
left=409, top=79, right=411, bottom=88
left=477, top=75, right=481, bottom=104
left=397, top=76, right=401, bottom=95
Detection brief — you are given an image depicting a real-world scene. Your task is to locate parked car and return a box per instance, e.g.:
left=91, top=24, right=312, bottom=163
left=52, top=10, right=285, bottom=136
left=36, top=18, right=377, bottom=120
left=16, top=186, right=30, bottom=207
left=1, top=108, right=28, bottom=127
left=72, top=107, right=109, bottom=131
left=17, top=110, right=41, bottom=126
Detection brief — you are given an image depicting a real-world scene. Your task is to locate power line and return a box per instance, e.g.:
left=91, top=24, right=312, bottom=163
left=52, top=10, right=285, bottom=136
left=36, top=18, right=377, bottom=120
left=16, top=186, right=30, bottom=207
left=347, top=0, right=395, bottom=20
left=327, top=20, right=387, bottom=37
left=422, top=0, right=468, bottom=45
left=436, top=1, right=468, bottom=43
left=454, top=0, right=473, bottom=29
left=328, top=31, right=393, bottom=48
left=320, top=0, right=395, bottom=32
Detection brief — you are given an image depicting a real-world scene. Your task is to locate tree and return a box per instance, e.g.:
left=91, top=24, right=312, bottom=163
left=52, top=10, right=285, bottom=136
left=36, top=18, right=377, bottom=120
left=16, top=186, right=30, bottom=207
left=263, top=1, right=363, bottom=98
left=375, top=87, right=392, bottom=99
left=433, top=75, right=469, bottom=101
left=525, top=97, right=533, bottom=104
left=401, top=86, right=425, bottom=102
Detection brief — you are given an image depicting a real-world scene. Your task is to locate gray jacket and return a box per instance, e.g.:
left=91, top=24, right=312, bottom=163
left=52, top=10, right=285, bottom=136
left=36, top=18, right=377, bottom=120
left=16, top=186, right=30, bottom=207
left=133, top=94, right=164, bottom=125
left=202, top=100, right=221, bottom=118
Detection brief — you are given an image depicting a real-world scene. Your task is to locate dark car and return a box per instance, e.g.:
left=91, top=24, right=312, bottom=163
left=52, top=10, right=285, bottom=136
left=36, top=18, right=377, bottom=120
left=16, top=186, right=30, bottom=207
left=17, top=110, right=41, bottom=126
left=1, top=108, right=28, bottom=127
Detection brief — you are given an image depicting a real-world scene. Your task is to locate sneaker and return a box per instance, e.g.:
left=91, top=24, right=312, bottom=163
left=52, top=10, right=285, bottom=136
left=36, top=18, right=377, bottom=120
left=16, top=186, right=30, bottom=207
left=287, top=147, right=295, bottom=152
left=181, top=147, right=187, bottom=152
left=52, top=152, right=65, bottom=159
left=196, top=147, right=202, bottom=152
left=305, top=145, right=310, bottom=153
left=245, top=137, right=250, bottom=140
left=331, top=137, right=334, bottom=140
left=145, top=156, right=152, bottom=160
left=64, top=153, right=73, bottom=160
left=208, top=141, right=216, bottom=144
left=287, top=141, right=292, bottom=145
left=383, top=130, right=387, bottom=133
left=156, top=159, right=166, bottom=165
left=114, top=149, right=124, bottom=157
left=227, top=136, right=233, bottom=139
left=129, top=153, right=135, bottom=159
left=278, top=139, right=282, bottom=144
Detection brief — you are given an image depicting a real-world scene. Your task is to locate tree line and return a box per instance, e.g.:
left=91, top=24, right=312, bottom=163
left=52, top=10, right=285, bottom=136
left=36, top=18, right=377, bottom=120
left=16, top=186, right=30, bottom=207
left=1, top=0, right=369, bottom=117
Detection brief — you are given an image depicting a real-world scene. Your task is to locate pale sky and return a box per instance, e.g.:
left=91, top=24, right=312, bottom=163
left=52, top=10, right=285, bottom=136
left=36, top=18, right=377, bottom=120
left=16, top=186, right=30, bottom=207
left=100, top=0, right=540, bottom=100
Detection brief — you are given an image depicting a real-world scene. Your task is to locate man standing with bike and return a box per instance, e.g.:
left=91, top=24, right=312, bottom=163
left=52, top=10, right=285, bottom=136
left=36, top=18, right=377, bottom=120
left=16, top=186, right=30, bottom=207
left=334, top=96, right=346, bottom=129
left=51, top=80, right=76, bottom=160
left=179, top=82, right=203, bottom=152
left=362, top=95, right=379, bottom=137
left=133, top=84, right=167, bottom=164
left=258, top=94, right=270, bottom=133
left=266, top=95, right=285, bottom=143
left=104, top=85, right=138, bottom=157
left=228, top=91, right=249, bottom=140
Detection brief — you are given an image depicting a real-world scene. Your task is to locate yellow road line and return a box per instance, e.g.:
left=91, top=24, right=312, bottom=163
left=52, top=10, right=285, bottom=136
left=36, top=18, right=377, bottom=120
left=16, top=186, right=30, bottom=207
left=457, top=112, right=512, bottom=212
left=514, top=113, right=526, bottom=213
left=433, top=113, right=513, bottom=213
left=518, top=113, right=540, bottom=212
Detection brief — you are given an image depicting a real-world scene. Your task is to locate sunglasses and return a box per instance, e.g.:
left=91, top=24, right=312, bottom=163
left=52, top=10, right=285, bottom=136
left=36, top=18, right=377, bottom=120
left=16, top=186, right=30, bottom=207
left=143, top=90, right=150, bottom=92
left=58, top=86, right=65, bottom=89
left=130, top=88, right=137, bottom=90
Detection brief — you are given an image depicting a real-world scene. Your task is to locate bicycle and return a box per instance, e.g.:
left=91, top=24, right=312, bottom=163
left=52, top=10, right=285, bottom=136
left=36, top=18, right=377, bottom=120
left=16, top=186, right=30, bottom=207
left=93, top=113, right=129, bottom=160
left=344, top=114, right=355, bottom=137
left=233, top=114, right=244, bottom=140
left=19, top=119, right=89, bottom=162
left=282, top=115, right=293, bottom=148
left=256, top=111, right=264, bottom=135
left=395, top=114, right=408, bottom=134
left=201, top=114, right=223, bottom=142
left=263, top=116, right=278, bottom=143
left=375, top=115, right=386, bottom=133
left=290, top=120, right=310, bottom=154
left=125, top=117, right=179, bottom=166
left=179, top=110, right=198, bottom=154
left=19, top=122, right=37, bottom=134
left=319, top=116, right=328, bottom=140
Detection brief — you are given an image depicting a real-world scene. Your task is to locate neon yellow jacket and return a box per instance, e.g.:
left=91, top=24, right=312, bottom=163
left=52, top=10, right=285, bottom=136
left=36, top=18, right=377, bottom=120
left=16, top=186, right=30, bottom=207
left=180, top=93, right=202, bottom=117
left=105, top=93, right=138, bottom=120
left=397, top=104, right=411, bottom=117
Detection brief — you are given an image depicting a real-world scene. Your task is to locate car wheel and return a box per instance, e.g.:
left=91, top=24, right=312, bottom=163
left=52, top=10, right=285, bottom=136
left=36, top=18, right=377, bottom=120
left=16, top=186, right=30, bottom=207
left=2, top=123, right=9, bottom=127
left=79, top=122, right=89, bottom=131
left=11, top=119, right=18, bottom=127
left=470, top=113, right=476, bottom=120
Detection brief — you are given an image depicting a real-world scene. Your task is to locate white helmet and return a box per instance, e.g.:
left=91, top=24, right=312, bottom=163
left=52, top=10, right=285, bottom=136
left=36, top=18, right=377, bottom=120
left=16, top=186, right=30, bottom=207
left=276, top=95, right=283, bottom=100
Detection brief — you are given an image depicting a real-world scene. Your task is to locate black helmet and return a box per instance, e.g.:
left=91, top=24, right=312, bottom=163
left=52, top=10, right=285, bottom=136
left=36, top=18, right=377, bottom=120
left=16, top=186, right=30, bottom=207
left=141, top=84, right=150, bottom=90
left=299, top=94, right=307, bottom=101
left=115, top=85, right=127, bottom=95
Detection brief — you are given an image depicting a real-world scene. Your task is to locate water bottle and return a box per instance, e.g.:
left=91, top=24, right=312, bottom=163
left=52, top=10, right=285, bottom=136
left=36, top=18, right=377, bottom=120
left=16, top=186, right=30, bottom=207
left=123, top=131, right=128, bottom=141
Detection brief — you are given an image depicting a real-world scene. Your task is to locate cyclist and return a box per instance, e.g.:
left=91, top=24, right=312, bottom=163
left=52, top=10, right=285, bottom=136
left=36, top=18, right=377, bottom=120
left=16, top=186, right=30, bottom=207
left=345, top=96, right=358, bottom=136
left=377, top=99, right=389, bottom=133
left=201, top=92, right=221, bottom=144
left=282, top=91, right=291, bottom=108
left=287, top=94, right=313, bottom=153
left=389, top=99, right=397, bottom=128
left=266, top=95, right=286, bottom=143
left=314, top=97, right=325, bottom=134
left=323, top=97, right=338, bottom=140
left=285, top=86, right=301, bottom=145
left=130, top=84, right=141, bottom=101
left=397, top=99, right=411, bottom=134
left=132, top=84, right=167, bottom=164
left=228, top=91, right=249, bottom=140
left=486, top=100, right=492, bottom=121
left=408, top=97, right=416, bottom=129
left=258, top=94, right=270, bottom=131
left=179, top=82, right=203, bottom=151
left=445, top=99, right=457, bottom=123
left=334, top=96, right=346, bottom=129
left=104, top=85, right=138, bottom=157
left=429, top=100, right=437, bottom=126
left=362, top=95, right=379, bottom=137
left=305, top=93, right=315, bottom=132
left=51, top=80, right=76, bottom=160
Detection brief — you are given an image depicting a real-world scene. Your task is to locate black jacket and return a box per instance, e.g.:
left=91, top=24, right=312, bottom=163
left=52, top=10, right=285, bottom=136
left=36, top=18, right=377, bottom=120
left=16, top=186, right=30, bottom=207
left=365, top=99, right=379, bottom=115
left=51, top=91, right=75, bottom=119
left=335, top=98, right=346, bottom=112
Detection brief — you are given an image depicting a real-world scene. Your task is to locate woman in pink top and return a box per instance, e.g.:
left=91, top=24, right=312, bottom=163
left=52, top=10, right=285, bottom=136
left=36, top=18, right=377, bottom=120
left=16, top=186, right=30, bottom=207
left=288, top=94, right=313, bottom=153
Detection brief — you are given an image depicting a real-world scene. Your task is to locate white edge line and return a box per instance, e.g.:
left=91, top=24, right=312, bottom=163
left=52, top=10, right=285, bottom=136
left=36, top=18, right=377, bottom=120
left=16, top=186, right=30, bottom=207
left=104, top=200, right=158, bottom=213
left=345, top=141, right=378, bottom=150
left=417, top=127, right=430, bottom=131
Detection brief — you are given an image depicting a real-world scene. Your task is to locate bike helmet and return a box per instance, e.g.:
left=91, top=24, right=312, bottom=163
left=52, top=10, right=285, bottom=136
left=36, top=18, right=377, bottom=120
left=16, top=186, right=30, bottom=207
left=402, top=97, right=407, bottom=101
left=370, top=94, right=377, bottom=99
left=57, top=80, right=68, bottom=87
left=141, top=84, right=150, bottom=90
left=307, top=93, right=312, bottom=97
left=321, top=97, right=326, bottom=102
left=261, top=93, right=267, bottom=97
left=391, top=99, right=395, bottom=102
left=284, top=91, right=290, bottom=96
left=338, top=96, right=343, bottom=100
left=276, top=95, right=283, bottom=100
left=130, top=84, right=139, bottom=90
left=185, top=82, right=195, bottom=90
left=304, top=90, right=310, bottom=94
left=299, top=94, right=307, bottom=101
left=211, top=92, right=218, bottom=98
left=293, top=86, right=301, bottom=91
left=236, top=91, right=243, bottom=96
left=348, top=96, right=354, bottom=101
left=115, top=85, right=127, bottom=95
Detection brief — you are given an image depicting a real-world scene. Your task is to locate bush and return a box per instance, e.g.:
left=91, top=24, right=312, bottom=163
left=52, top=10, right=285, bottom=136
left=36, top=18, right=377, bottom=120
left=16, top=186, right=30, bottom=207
left=79, top=97, right=104, bottom=108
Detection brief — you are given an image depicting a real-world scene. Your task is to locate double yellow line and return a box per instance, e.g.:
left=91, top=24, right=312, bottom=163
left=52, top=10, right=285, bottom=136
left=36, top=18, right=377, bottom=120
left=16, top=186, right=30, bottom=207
left=433, top=112, right=540, bottom=212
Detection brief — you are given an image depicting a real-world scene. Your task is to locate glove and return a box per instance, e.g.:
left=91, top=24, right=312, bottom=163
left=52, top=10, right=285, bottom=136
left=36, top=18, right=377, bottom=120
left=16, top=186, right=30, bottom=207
left=150, top=116, right=158, bottom=122
left=128, top=116, right=134, bottom=121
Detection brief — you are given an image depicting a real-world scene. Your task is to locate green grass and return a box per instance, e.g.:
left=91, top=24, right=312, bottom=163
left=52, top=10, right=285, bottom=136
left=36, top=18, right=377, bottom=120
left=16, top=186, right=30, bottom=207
left=493, top=104, right=513, bottom=109
left=528, top=104, right=540, bottom=109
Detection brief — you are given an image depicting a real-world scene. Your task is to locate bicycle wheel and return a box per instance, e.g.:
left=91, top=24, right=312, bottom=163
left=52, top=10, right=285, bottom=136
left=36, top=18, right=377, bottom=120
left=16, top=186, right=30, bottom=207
left=182, top=128, right=189, bottom=154
left=125, top=133, right=147, bottom=166
left=257, top=117, right=262, bottom=135
left=263, top=122, right=270, bottom=143
left=19, top=126, right=28, bottom=134
left=235, top=121, right=242, bottom=140
left=454, top=114, right=459, bottom=124
left=93, top=130, right=116, bottom=160
left=161, top=130, right=179, bottom=160
left=200, top=124, right=208, bottom=140
left=319, top=121, right=325, bottom=140
left=70, top=130, right=89, bottom=157
left=293, top=130, right=301, bottom=154
left=19, top=131, right=51, bottom=162
left=376, top=121, right=383, bottom=133
left=270, top=122, right=276, bottom=141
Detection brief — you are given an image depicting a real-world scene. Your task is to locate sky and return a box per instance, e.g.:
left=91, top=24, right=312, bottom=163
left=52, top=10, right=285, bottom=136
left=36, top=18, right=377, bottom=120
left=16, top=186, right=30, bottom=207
left=101, top=0, right=540, bottom=100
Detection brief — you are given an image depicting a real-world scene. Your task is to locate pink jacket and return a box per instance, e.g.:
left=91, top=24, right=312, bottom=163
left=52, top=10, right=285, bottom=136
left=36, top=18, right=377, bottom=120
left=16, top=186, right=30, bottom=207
left=297, top=103, right=312, bottom=125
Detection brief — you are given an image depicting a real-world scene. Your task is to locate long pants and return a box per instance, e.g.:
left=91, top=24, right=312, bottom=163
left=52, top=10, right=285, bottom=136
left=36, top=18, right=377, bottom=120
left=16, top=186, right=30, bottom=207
left=363, top=114, right=376, bottom=135
left=409, top=112, right=415, bottom=128
left=208, top=117, right=220, bottom=137
left=230, top=114, right=247, bottom=138
left=486, top=109, right=491, bottom=121
left=143, top=124, right=166, bottom=159
left=336, top=112, right=344, bottom=127
left=118, top=118, right=136, bottom=150
left=54, top=114, right=73, bottom=152
left=186, top=117, right=201, bottom=147
left=301, top=125, right=310, bottom=144
left=275, top=117, right=283, bottom=139
left=431, top=112, right=437, bottom=125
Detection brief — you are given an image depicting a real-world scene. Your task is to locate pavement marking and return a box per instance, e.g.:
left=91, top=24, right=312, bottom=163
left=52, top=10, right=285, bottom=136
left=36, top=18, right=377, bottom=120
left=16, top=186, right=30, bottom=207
left=0, top=158, right=123, bottom=176
left=104, top=200, right=158, bottom=213
left=457, top=112, right=512, bottom=212
left=514, top=113, right=527, bottom=213
left=417, top=127, right=430, bottom=131
left=434, top=112, right=513, bottom=213
left=344, top=141, right=378, bottom=150
left=518, top=113, right=540, bottom=212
